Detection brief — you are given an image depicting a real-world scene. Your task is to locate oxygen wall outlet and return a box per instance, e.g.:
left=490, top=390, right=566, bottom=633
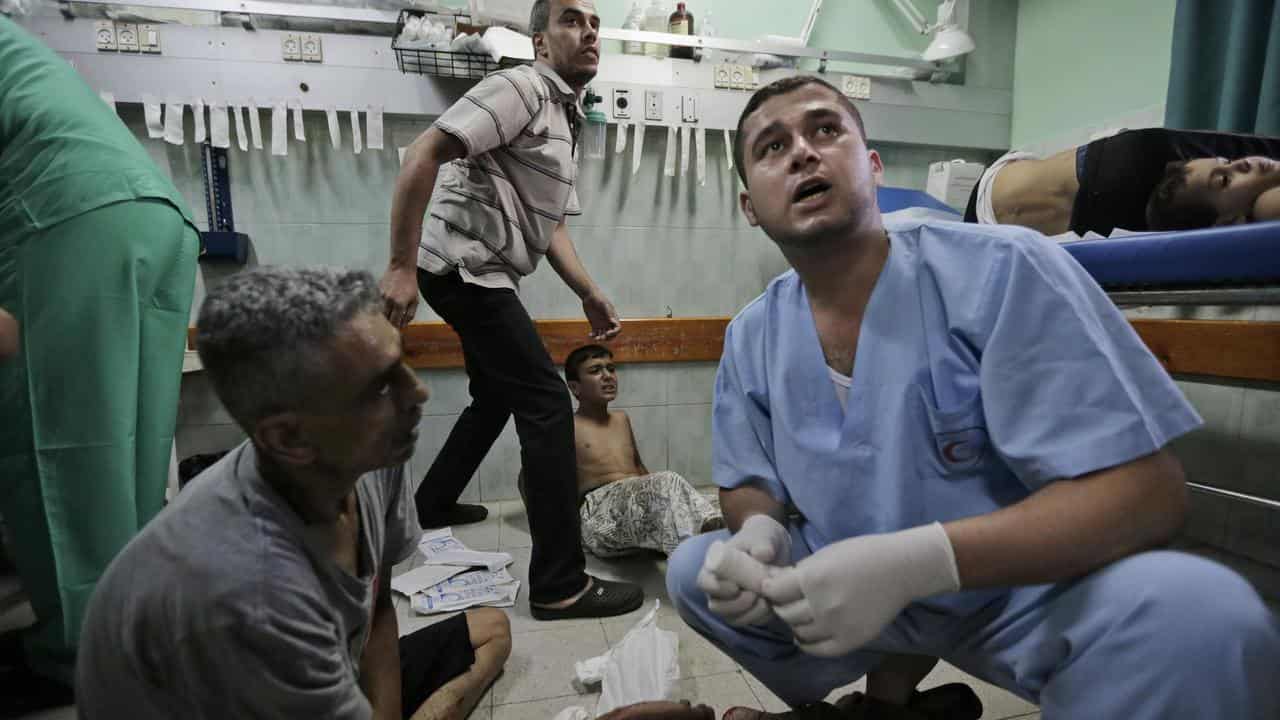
left=613, top=88, right=631, bottom=120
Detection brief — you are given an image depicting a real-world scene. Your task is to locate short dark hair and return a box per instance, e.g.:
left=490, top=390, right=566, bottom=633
left=733, top=75, right=867, bottom=187
left=529, top=0, right=551, bottom=34
left=1146, top=160, right=1217, bottom=231
left=564, top=344, right=612, bottom=382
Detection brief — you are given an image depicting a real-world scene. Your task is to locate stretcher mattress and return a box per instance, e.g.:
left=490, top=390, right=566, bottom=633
left=1062, top=221, right=1280, bottom=288
left=877, top=187, right=1280, bottom=288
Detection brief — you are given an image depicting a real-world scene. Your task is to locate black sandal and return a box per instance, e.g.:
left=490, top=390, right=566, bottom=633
left=530, top=576, right=644, bottom=620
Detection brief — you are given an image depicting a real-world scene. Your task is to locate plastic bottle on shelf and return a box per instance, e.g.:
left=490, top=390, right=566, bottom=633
left=698, top=10, right=716, bottom=63
left=623, top=1, right=645, bottom=55
left=643, top=0, right=668, bottom=58
left=668, top=1, right=693, bottom=59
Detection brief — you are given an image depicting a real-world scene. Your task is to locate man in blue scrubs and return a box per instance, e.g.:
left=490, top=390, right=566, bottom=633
left=666, top=76, right=1280, bottom=720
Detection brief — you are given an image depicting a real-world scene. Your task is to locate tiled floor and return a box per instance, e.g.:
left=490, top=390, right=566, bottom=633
left=390, top=501, right=1042, bottom=720
left=12, top=494, right=1280, bottom=720
left=20, top=498, right=1280, bottom=719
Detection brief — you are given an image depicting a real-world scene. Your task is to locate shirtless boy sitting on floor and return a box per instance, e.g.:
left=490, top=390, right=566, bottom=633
left=552, top=344, right=723, bottom=557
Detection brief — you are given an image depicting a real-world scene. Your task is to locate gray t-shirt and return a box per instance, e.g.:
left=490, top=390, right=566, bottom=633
left=76, top=442, right=420, bottom=720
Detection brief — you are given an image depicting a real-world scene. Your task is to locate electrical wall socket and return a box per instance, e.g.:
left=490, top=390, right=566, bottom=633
left=842, top=75, right=871, bottom=100
left=681, top=94, right=698, bottom=123
left=612, top=89, right=631, bottom=120
left=139, top=24, right=161, bottom=53
left=301, top=34, right=323, bottom=62
left=713, top=63, right=732, bottom=89
left=116, top=23, right=139, bottom=52
left=644, top=90, right=663, bottom=122
left=282, top=33, right=302, bottom=60
left=94, top=20, right=116, bottom=51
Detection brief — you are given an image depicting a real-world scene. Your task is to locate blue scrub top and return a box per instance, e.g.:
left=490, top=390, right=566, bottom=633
left=713, top=219, right=1202, bottom=614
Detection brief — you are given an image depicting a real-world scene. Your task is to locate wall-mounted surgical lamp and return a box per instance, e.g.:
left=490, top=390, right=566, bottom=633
left=889, top=0, right=976, bottom=62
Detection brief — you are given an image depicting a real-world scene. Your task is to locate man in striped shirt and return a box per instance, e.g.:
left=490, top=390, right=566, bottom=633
left=381, top=0, right=643, bottom=620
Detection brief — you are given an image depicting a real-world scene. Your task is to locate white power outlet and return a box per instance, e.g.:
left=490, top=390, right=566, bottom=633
left=841, top=75, right=871, bottom=100
left=713, top=63, right=732, bottom=89
left=282, top=33, right=302, bottom=61
left=644, top=90, right=663, bottom=122
left=116, top=23, right=139, bottom=52
left=94, top=20, right=117, bottom=51
left=301, top=34, right=323, bottom=62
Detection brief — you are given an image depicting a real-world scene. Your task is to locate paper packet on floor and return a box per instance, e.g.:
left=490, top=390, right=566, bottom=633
left=574, top=601, right=680, bottom=715
left=418, top=528, right=513, bottom=572
left=391, top=563, right=466, bottom=597
left=410, top=568, right=521, bottom=614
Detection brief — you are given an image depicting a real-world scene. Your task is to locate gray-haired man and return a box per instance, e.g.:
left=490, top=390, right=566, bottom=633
left=381, top=0, right=642, bottom=620
left=76, top=268, right=511, bottom=720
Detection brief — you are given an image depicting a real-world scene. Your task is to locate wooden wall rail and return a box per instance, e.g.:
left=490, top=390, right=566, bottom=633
left=1130, top=319, right=1280, bottom=383
left=188, top=317, right=1280, bottom=383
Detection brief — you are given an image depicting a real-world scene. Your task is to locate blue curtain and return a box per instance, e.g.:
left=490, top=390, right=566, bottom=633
left=1165, top=0, right=1280, bottom=136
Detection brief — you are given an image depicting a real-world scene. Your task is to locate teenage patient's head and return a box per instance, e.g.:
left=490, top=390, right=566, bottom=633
left=197, top=267, right=428, bottom=482
left=1146, top=156, right=1280, bottom=230
left=565, top=344, right=616, bottom=406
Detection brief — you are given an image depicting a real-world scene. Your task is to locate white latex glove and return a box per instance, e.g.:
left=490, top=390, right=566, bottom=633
left=760, top=522, right=960, bottom=657
left=696, top=514, right=791, bottom=627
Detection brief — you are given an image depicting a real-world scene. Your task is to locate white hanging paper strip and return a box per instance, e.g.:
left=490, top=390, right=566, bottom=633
left=163, top=100, right=184, bottom=145
left=142, top=95, right=164, bottom=138
left=615, top=122, right=628, bottom=154
left=632, top=122, right=645, bottom=175
left=679, top=126, right=690, bottom=177
left=192, top=99, right=207, bottom=144
left=350, top=110, right=363, bottom=154
left=663, top=126, right=677, bottom=178
left=326, top=106, right=341, bottom=150
left=291, top=100, right=306, bottom=141
left=366, top=106, right=384, bottom=150
left=270, top=101, right=288, bottom=156
left=247, top=101, right=264, bottom=149
left=233, top=105, right=249, bottom=151
left=209, top=102, right=230, bottom=149
left=695, top=127, right=706, bottom=186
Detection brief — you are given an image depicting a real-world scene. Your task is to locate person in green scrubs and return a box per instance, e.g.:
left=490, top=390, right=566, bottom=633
left=0, top=17, right=199, bottom=708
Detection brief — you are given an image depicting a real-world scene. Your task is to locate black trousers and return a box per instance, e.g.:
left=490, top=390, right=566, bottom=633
left=415, top=270, right=587, bottom=604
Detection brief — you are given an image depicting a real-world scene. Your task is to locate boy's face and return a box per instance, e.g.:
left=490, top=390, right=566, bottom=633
left=570, top=354, right=617, bottom=404
left=1180, top=156, right=1280, bottom=224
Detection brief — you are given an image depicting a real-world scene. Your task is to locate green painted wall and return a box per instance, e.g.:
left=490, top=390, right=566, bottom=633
left=586, top=0, right=1019, bottom=90
left=1010, top=0, right=1177, bottom=148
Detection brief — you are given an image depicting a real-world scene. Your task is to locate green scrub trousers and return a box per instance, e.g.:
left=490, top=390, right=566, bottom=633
left=0, top=198, right=197, bottom=681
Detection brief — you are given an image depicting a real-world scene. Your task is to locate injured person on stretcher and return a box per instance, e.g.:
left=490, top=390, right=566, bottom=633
left=964, top=127, right=1280, bottom=235
left=518, top=344, right=725, bottom=558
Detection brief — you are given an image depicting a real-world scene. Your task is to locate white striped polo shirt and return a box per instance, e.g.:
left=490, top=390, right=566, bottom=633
left=420, top=60, right=584, bottom=290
